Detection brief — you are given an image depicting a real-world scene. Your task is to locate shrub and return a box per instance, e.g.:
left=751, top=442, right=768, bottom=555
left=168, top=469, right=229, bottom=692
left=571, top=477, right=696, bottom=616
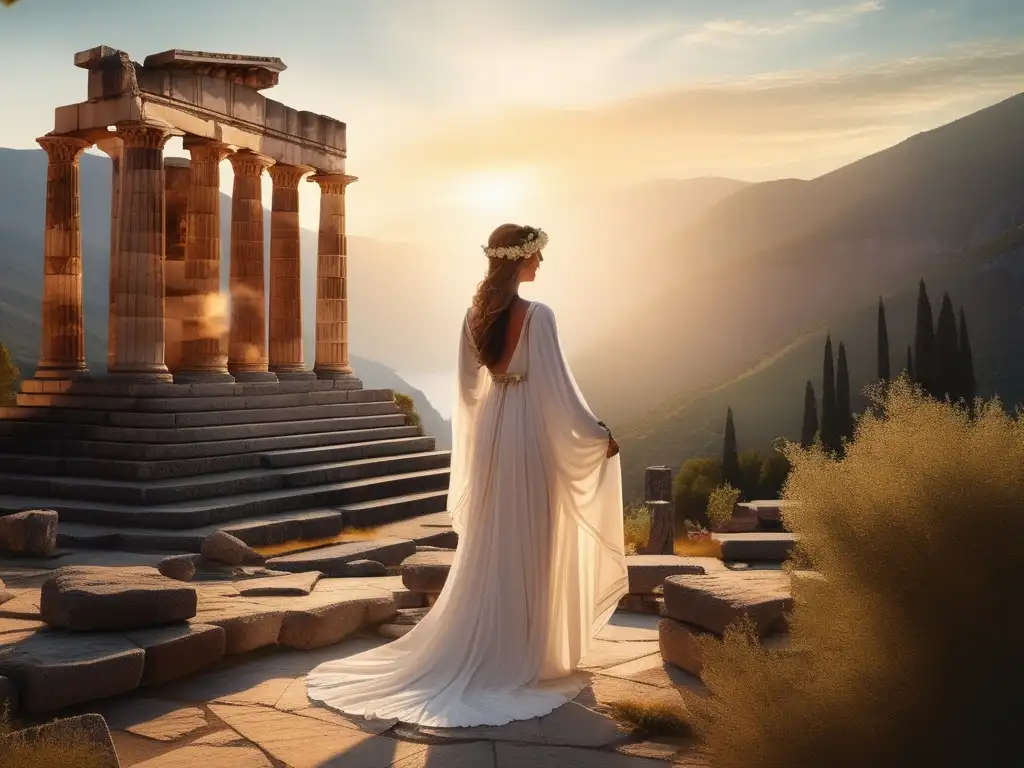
left=605, top=698, right=697, bottom=738
left=393, top=392, right=422, bottom=434
left=0, top=341, right=18, bottom=406
left=689, top=377, right=1024, bottom=768
left=705, top=483, right=740, bottom=529
left=673, top=456, right=722, bottom=525
left=0, top=707, right=111, bottom=768
left=622, top=503, right=652, bottom=555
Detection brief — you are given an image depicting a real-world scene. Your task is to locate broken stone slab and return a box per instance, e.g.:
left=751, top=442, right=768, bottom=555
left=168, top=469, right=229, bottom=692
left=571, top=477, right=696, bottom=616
left=0, top=509, right=58, bottom=556
left=626, top=555, right=721, bottom=594
left=414, top=545, right=453, bottom=552
left=196, top=564, right=292, bottom=580
left=247, top=589, right=397, bottom=650
left=313, top=575, right=427, bottom=609
left=158, top=553, right=201, bottom=582
left=662, top=570, right=793, bottom=637
left=336, top=559, right=387, bottom=577
left=401, top=549, right=453, bottom=593
left=266, top=537, right=416, bottom=574
left=236, top=571, right=322, bottom=596
left=192, top=596, right=284, bottom=655
left=658, top=618, right=712, bottom=677
left=379, top=607, right=430, bottom=639
left=712, top=532, right=796, bottom=562
left=40, top=565, right=198, bottom=631
left=0, top=630, right=145, bottom=713
left=0, top=712, right=120, bottom=767
left=125, top=622, right=226, bottom=686
left=200, top=530, right=265, bottom=567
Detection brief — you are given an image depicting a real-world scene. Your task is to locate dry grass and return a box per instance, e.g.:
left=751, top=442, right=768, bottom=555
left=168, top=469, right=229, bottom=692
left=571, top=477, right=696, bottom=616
left=394, top=392, right=423, bottom=435
left=0, top=707, right=111, bottom=768
left=705, top=483, right=740, bottom=530
left=673, top=534, right=722, bottom=559
left=252, top=526, right=382, bottom=558
left=605, top=698, right=697, bottom=738
left=623, top=503, right=653, bottom=555
left=692, top=378, right=1024, bottom=768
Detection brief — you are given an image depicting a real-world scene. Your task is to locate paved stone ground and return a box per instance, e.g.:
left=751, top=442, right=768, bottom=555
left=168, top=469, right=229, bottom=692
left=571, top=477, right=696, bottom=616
left=58, top=612, right=707, bottom=767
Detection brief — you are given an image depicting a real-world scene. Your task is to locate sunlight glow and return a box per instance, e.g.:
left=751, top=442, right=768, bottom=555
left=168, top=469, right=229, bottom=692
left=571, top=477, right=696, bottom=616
left=450, top=170, right=536, bottom=214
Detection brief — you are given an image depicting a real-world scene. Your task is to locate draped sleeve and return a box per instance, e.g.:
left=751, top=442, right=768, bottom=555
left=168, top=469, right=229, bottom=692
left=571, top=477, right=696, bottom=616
left=448, top=311, right=487, bottom=535
left=525, top=303, right=629, bottom=636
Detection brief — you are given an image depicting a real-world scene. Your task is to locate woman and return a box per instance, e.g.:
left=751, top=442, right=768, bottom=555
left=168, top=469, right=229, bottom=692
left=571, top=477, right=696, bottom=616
left=306, top=223, right=627, bottom=728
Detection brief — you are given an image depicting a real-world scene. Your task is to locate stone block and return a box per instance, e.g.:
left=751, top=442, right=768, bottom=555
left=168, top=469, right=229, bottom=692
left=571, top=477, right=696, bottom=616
left=201, top=530, right=266, bottom=567
left=644, top=466, right=673, bottom=503
left=266, top=537, right=416, bottom=574
left=0, top=631, right=145, bottom=713
left=0, top=509, right=58, bottom=555
left=159, top=553, right=201, bottom=581
left=192, top=598, right=283, bottom=655
left=626, top=555, right=710, bottom=594
left=712, top=533, right=796, bottom=562
left=658, top=618, right=712, bottom=676
left=640, top=500, right=675, bottom=555
left=662, top=570, right=793, bottom=637
left=125, top=623, right=226, bottom=686
left=236, top=571, right=322, bottom=596
left=401, top=549, right=453, bottom=593
left=40, top=565, right=198, bottom=631
left=250, top=590, right=397, bottom=650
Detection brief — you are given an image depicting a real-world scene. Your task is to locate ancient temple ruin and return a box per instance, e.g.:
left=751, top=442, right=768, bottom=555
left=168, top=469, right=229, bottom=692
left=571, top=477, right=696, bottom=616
left=0, top=47, right=450, bottom=551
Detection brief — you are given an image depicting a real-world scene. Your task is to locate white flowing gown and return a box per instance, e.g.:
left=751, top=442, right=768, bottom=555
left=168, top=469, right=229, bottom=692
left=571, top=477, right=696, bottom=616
left=306, top=301, right=628, bottom=728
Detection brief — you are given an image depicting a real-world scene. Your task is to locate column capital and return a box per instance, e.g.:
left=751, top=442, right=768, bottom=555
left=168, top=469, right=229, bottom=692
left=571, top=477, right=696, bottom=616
left=268, top=163, right=314, bottom=189
left=35, top=135, right=90, bottom=164
left=114, top=122, right=174, bottom=150
left=183, top=136, right=233, bottom=163
left=309, top=173, right=358, bottom=195
left=228, top=149, right=273, bottom=177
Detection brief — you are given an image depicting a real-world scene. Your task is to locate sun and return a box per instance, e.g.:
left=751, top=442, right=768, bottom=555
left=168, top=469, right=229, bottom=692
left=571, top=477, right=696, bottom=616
left=450, top=170, right=535, bottom=214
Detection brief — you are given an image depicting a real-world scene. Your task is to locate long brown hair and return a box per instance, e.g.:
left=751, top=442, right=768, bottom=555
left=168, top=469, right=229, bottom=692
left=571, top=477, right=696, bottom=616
left=468, top=223, right=537, bottom=368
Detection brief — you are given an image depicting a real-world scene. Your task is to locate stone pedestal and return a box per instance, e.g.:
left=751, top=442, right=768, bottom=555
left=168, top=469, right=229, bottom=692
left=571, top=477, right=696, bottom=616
left=227, top=150, right=276, bottom=383
left=267, top=164, right=314, bottom=380
left=310, top=173, right=358, bottom=381
left=107, top=123, right=173, bottom=382
left=34, top=135, right=91, bottom=380
left=177, top=138, right=233, bottom=384
left=163, top=158, right=190, bottom=374
left=641, top=500, right=676, bottom=556
left=645, top=466, right=673, bottom=503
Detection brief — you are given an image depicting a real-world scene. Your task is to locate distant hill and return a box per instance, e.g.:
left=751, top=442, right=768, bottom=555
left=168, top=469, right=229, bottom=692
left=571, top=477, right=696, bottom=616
left=574, top=92, right=1024, bottom=430
left=617, top=227, right=1024, bottom=499
left=0, top=148, right=451, bottom=447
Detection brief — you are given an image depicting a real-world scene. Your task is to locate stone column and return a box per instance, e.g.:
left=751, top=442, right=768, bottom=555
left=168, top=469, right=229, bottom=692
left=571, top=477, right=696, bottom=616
left=108, top=123, right=173, bottom=382
left=176, top=138, right=233, bottom=383
left=267, top=164, right=313, bottom=379
left=227, top=150, right=276, bottom=382
left=95, top=136, right=123, bottom=373
left=34, top=135, right=91, bottom=380
left=309, top=173, right=358, bottom=381
left=163, top=158, right=190, bottom=374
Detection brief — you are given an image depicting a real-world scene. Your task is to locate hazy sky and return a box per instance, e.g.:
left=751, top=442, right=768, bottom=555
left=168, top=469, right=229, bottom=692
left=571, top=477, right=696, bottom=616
left=1, top=0, right=1023, bottom=241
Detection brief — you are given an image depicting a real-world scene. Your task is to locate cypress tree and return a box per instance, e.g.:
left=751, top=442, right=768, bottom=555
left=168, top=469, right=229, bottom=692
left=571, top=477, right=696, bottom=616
left=722, top=407, right=741, bottom=488
left=906, top=345, right=914, bottom=381
left=836, top=342, right=853, bottom=446
left=913, top=279, right=935, bottom=396
left=820, top=334, right=838, bottom=453
left=934, top=292, right=959, bottom=402
left=877, top=297, right=890, bottom=382
left=959, top=307, right=976, bottom=417
left=800, top=380, right=818, bottom=449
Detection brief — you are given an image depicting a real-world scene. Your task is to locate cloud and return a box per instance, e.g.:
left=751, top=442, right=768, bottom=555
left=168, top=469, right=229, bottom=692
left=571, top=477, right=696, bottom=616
left=683, top=1, right=884, bottom=45
left=371, top=40, right=1024, bottom=198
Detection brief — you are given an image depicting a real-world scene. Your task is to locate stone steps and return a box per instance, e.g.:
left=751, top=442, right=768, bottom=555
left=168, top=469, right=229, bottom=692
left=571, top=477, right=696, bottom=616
left=0, top=423, right=422, bottom=461
left=0, top=450, right=451, bottom=505
left=0, top=434, right=436, bottom=481
left=54, top=490, right=451, bottom=552
left=0, top=411, right=409, bottom=444
left=0, top=468, right=451, bottom=529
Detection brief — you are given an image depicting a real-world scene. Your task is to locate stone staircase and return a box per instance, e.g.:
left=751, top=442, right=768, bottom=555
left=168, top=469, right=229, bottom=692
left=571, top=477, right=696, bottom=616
left=0, top=377, right=450, bottom=552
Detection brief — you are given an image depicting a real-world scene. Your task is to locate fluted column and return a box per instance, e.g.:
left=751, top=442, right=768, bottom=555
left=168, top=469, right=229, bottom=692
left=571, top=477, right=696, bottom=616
left=163, top=158, right=190, bottom=374
left=310, top=173, right=358, bottom=381
left=177, top=138, right=233, bottom=383
left=227, top=150, right=276, bottom=382
left=108, top=123, right=173, bottom=381
left=34, top=135, right=91, bottom=380
left=268, top=164, right=313, bottom=379
left=95, top=136, right=123, bottom=371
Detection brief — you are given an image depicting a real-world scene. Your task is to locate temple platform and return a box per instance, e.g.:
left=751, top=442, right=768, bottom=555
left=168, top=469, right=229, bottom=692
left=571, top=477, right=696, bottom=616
left=0, top=377, right=450, bottom=551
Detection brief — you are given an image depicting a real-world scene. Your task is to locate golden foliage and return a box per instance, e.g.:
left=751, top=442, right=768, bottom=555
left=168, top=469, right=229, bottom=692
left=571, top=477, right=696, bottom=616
left=605, top=697, right=697, bottom=738
left=623, top=503, right=653, bottom=555
left=0, top=707, right=112, bottom=768
left=393, top=392, right=423, bottom=435
left=691, top=377, right=1024, bottom=768
left=705, top=483, right=740, bottom=529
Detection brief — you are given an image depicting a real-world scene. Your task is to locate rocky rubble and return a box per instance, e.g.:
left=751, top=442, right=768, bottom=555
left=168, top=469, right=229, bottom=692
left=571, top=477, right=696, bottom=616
left=0, top=509, right=58, bottom=556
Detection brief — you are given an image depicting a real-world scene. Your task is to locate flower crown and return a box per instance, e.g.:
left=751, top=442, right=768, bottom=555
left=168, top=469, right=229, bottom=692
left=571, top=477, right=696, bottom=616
left=481, top=228, right=548, bottom=260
